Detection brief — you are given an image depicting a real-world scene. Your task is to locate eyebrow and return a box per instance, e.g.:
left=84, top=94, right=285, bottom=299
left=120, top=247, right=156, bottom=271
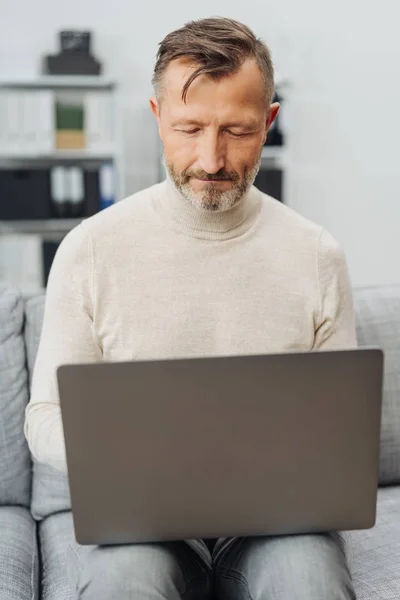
left=171, top=119, right=260, bottom=129
left=171, top=120, right=203, bottom=127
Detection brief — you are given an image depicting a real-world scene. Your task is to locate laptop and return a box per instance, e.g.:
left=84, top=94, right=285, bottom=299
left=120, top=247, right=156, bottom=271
left=57, top=348, right=384, bottom=546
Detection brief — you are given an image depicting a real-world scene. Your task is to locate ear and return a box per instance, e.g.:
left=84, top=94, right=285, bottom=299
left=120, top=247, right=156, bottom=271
left=263, top=102, right=280, bottom=143
left=150, top=96, right=163, bottom=139
left=150, top=97, right=160, bottom=122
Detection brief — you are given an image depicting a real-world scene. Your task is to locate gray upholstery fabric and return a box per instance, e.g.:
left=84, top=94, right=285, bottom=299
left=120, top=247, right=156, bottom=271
left=24, top=295, right=71, bottom=520
left=39, top=511, right=76, bottom=600
left=354, top=286, right=400, bottom=485
left=0, top=505, right=39, bottom=600
left=0, top=284, right=32, bottom=506
left=30, top=461, right=71, bottom=522
left=24, top=294, right=45, bottom=388
left=348, top=486, right=400, bottom=599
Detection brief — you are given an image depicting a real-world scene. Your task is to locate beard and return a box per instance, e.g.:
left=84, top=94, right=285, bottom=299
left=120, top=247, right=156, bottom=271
left=164, top=153, right=262, bottom=213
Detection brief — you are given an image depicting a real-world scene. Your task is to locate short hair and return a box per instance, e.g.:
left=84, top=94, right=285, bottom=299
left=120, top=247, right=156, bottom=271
left=152, top=17, right=275, bottom=104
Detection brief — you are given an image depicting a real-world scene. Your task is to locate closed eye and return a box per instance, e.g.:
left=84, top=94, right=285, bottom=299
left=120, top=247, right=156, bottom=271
left=225, top=129, right=252, bottom=138
left=175, top=128, right=253, bottom=137
left=177, top=128, right=200, bottom=135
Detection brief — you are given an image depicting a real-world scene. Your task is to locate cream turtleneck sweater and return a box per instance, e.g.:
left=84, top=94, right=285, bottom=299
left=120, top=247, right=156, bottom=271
left=24, top=179, right=356, bottom=471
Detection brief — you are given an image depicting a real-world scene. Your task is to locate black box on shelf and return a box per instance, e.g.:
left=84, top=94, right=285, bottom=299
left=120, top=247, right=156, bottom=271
left=44, top=53, right=101, bottom=76
left=0, top=169, right=52, bottom=219
left=254, top=168, right=283, bottom=202
left=84, top=169, right=100, bottom=216
left=43, top=28, right=101, bottom=75
left=60, top=31, right=92, bottom=54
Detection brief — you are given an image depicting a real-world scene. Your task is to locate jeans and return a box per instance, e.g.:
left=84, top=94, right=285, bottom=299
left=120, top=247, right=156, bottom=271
left=67, top=532, right=356, bottom=599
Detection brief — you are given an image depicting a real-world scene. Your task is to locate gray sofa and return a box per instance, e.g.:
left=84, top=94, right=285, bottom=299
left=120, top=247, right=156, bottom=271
left=0, top=282, right=399, bottom=600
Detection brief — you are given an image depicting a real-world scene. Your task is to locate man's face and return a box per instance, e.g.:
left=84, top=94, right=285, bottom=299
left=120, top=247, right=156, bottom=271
left=150, top=58, right=280, bottom=212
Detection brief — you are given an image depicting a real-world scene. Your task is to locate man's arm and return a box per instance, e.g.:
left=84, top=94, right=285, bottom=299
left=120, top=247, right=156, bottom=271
left=313, top=229, right=357, bottom=350
left=24, top=223, right=101, bottom=472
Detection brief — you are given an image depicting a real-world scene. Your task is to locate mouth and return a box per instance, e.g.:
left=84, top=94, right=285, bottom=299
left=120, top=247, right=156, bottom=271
left=192, top=177, right=232, bottom=183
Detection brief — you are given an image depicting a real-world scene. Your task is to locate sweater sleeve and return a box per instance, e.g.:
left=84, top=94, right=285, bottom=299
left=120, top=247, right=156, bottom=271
left=313, top=228, right=357, bottom=350
left=24, top=223, right=102, bottom=472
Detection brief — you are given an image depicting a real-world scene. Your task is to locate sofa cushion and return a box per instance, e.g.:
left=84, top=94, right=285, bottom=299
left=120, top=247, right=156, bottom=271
left=354, top=286, right=400, bottom=485
left=0, top=505, right=39, bottom=600
left=24, top=295, right=71, bottom=519
left=0, top=284, right=32, bottom=506
left=39, top=511, right=76, bottom=600
left=347, top=486, right=400, bottom=599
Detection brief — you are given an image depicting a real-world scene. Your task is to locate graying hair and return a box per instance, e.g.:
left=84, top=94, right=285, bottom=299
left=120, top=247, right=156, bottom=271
left=152, top=17, right=275, bottom=104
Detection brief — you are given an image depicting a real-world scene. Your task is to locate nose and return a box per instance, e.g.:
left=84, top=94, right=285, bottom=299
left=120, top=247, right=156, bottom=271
left=197, top=131, right=226, bottom=175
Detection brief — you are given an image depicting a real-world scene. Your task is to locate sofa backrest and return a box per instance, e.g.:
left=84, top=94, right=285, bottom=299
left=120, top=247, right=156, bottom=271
left=0, top=284, right=32, bottom=506
left=354, top=285, right=400, bottom=486
left=24, top=285, right=400, bottom=519
left=24, top=295, right=71, bottom=519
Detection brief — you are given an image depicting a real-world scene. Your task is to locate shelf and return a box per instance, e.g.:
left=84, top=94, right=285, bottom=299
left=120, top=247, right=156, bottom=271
left=260, top=146, right=286, bottom=167
left=0, top=149, right=117, bottom=162
left=0, top=76, right=116, bottom=90
left=0, top=219, right=82, bottom=235
left=261, top=146, right=285, bottom=158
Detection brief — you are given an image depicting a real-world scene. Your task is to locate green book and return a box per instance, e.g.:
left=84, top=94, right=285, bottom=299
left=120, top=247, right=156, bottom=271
left=56, top=103, right=84, bottom=131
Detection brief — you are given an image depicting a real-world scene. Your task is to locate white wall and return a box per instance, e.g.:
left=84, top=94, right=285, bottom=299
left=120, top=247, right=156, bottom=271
left=1, top=0, right=399, bottom=286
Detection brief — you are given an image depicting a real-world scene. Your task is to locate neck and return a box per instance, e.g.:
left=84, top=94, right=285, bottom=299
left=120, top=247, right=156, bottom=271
left=152, top=177, right=262, bottom=241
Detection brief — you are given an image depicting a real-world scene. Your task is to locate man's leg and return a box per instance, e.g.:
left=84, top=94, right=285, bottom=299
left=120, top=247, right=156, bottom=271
left=66, top=538, right=212, bottom=600
left=213, top=533, right=356, bottom=600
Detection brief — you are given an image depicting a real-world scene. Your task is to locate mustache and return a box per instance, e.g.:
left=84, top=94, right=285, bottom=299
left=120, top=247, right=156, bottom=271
left=182, top=169, right=240, bottom=182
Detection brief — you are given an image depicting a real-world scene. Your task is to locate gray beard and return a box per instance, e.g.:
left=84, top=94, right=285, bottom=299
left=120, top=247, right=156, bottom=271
left=163, top=155, right=261, bottom=213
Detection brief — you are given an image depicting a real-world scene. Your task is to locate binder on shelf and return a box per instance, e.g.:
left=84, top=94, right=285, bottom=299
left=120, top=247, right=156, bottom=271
left=37, top=91, right=55, bottom=154
left=50, top=166, right=68, bottom=217
left=21, top=91, right=38, bottom=155
left=99, top=163, right=115, bottom=210
left=0, top=91, right=6, bottom=155
left=0, top=90, right=55, bottom=156
left=50, top=165, right=99, bottom=218
left=84, top=92, right=100, bottom=150
left=85, top=91, right=113, bottom=153
left=100, top=92, right=114, bottom=148
left=84, top=168, right=100, bottom=216
left=69, top=166, right=85, bottom=217
left=4, top=91, right=22, bottom=155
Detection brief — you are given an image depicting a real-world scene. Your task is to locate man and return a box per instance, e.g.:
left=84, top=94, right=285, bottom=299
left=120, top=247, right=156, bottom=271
left=25, top=16, right=357, bottom=600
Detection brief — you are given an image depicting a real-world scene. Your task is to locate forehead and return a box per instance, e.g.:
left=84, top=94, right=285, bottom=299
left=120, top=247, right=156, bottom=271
left=161, top=58, right=267, bottom=122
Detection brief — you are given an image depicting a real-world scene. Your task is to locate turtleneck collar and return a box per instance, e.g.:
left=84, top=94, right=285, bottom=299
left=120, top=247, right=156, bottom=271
left=152, top=177, right=262, bottom=241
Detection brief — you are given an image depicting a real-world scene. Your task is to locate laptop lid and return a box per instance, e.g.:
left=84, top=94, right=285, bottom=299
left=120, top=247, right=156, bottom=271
left=57, top=348, right=383, bottom=545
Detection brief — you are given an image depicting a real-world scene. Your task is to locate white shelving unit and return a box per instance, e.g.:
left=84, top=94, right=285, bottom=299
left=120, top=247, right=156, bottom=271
left=0, top=149, right=116, bottom=162
left=0, top=218, right=83, bottom=236
left=0, top=75, right=123, bottom=292
left=0, top=76, right=123, bottom=193
left=0, top=75, right=115, bottom=90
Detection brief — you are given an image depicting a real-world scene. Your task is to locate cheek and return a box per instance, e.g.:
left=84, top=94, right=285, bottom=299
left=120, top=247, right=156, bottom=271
left=227, top=138, right=263, bottom=172
left=162, top=134, right=197, bottom=170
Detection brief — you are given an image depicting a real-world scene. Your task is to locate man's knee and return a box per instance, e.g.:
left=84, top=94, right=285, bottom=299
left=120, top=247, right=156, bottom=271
left=67, top=540, right=210, bottom=600
left=215, top=533, right=356, bottom=600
